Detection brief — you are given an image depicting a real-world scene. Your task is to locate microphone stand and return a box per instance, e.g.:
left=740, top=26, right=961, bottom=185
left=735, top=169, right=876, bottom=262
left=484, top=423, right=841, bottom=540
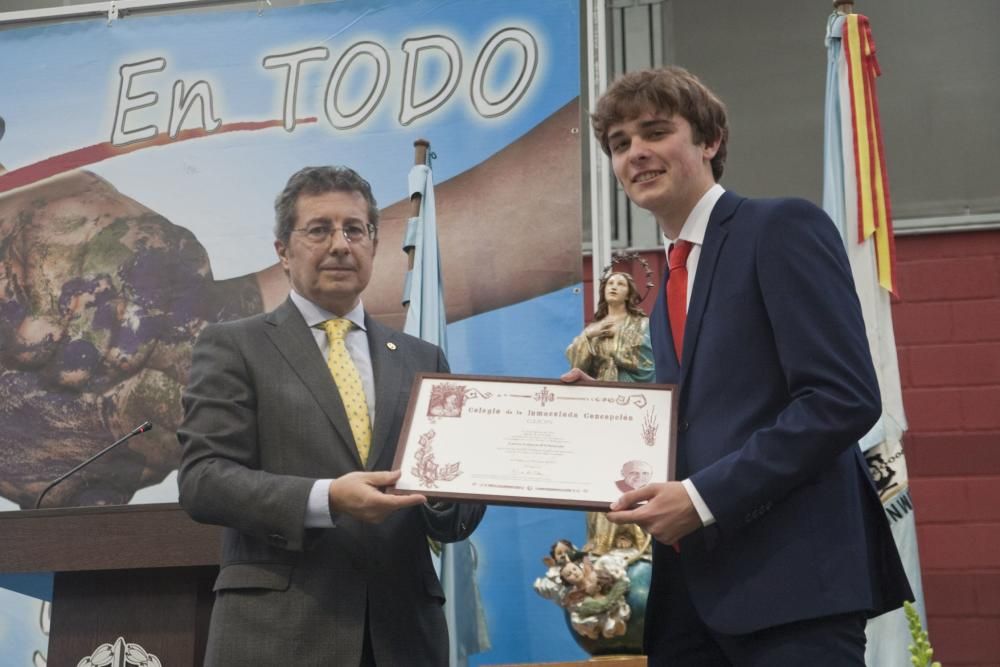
left=34, top=421, right=154, bottom=510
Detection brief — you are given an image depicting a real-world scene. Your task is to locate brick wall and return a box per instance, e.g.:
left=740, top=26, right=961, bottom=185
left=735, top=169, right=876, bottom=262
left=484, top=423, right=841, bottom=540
left=583, top=229, right=1000, bottom=665
left=896, top=230, right=1000, bottom=667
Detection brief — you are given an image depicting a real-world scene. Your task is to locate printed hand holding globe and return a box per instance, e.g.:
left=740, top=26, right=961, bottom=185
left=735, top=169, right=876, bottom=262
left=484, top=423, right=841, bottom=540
left=0, top=170, right=260, bottom=507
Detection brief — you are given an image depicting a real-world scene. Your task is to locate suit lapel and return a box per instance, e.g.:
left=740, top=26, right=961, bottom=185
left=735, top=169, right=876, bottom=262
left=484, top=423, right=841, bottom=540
left=365, top=315, right=404, bottom=470
left=264, top=299, right=360, bottom=465
left=679, top=191, right=742, bottom=388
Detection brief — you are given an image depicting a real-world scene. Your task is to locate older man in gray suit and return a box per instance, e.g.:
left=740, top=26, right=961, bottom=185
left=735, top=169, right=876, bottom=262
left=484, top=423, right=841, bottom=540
left=178, top=165, right=485, bottom=666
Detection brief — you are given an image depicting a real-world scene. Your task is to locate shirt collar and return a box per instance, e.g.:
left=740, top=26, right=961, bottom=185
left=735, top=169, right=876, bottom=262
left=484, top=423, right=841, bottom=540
left=662, top=183, right=726, bottom=248
left=289, top=289, right=367, bottom=331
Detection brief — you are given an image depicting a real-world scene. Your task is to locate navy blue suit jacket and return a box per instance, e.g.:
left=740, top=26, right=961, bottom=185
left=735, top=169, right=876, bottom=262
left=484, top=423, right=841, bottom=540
left=647, top=191, right=911, bottom=635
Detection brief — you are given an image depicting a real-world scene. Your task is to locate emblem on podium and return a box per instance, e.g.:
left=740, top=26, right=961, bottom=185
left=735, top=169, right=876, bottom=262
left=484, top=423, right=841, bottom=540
left=77, top=637, right=161, bottom=667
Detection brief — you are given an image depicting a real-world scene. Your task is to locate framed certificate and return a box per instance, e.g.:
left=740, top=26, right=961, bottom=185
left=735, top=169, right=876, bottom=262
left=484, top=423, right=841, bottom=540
left=389, top=373, right=677, bottom=510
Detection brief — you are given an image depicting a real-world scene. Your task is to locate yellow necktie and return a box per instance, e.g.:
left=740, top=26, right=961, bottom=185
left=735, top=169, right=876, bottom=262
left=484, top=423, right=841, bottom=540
left=321, top=319, right=371, bottom=465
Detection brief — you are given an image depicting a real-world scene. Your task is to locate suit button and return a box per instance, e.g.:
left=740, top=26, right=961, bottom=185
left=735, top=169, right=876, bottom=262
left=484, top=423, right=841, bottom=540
left=678, top=419, right=690, bottom=433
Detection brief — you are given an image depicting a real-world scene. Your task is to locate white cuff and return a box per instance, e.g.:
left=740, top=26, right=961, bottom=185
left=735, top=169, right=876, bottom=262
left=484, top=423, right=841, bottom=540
left=681, top=478, right=716, bottom=527
left=304, top=479, right=335, bottom=528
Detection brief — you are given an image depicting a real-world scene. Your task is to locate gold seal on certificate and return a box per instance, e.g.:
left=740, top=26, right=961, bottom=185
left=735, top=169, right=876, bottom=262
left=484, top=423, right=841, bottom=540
left=390, top=373, right=677, bottom=509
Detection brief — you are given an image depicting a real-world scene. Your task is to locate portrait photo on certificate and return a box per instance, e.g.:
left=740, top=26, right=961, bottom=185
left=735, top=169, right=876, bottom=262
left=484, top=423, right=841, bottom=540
left=389, top=373, right=677, bottom=509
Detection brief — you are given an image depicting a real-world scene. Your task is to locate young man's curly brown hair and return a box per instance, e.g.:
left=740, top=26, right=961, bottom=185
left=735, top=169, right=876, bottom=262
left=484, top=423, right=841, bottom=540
left=591, top=66, right=729, bottom=182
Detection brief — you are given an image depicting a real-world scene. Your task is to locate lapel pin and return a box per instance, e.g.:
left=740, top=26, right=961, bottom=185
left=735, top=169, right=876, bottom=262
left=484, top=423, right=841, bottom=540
left=386, top=342, right=397, bottom=350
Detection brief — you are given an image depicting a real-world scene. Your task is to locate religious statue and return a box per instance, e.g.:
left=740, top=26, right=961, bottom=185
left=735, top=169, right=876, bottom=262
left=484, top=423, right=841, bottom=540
left=567, top=270, right=654, bottom=562
left=565, top=271, right=654, bottom=384
left=533, top=541, right=633, bottom=641
left=533, top=266, right=656, bottom=654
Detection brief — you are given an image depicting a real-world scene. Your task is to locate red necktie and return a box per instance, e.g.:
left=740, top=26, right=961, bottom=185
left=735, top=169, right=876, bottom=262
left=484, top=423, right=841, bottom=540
left=667, top=240, right=694, bottom=363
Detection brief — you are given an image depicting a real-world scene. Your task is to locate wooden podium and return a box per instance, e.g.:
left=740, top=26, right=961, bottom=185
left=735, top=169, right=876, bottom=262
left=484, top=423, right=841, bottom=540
left=2, top=503, right=647, bottom=665
left=0, top=503, right=221, bottom=665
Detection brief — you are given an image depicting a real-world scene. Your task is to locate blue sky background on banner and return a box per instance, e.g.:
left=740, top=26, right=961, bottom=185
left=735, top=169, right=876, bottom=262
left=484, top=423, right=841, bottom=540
left=0, top=0, right=590, bottom=663
left=2, top=0, right=577, bottom=279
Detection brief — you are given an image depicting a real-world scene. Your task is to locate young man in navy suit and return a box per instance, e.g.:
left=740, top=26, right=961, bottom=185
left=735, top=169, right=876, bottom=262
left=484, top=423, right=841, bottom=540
left=573, top=67, right=911, bottom=665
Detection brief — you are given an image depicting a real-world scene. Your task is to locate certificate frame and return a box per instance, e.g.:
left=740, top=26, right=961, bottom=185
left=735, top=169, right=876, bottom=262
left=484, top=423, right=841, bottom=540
left=388, top=373, right=677, bottom=510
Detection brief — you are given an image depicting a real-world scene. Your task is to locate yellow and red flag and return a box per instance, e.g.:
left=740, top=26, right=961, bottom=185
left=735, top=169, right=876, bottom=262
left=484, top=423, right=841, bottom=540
left=823, top=11, right=922, bottom=666
left=842, top=13, right=898, bottom=294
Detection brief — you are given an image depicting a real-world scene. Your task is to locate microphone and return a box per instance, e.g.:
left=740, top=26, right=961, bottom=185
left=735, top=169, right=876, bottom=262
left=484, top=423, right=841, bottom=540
left=34, top=421, right=154, bottom=510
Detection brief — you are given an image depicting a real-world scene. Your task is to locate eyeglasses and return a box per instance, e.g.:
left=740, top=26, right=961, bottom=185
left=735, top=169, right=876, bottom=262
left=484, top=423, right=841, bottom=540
left=291, top=222, right=376, bottom=245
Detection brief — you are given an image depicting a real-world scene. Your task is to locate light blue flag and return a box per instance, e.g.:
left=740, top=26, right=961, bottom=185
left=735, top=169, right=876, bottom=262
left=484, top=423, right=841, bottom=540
left=403, top=163, right=448, bottom=351
left=822, top=13, right=926, bottom=666
left=402, top=158, right=490, bottom=666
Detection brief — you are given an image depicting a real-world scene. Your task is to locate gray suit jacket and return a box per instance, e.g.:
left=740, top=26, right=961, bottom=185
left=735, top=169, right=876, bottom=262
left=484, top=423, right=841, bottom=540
left=178, top=298, right=485, bottom=666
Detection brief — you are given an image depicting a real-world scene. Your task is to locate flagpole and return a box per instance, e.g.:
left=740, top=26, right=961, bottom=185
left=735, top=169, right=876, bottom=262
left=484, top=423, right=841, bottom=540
left=400, top=139, right=487, bottom=665
left=407, top=138, right=430, bottom=272
left=402, top=136, right=459, bottom=662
